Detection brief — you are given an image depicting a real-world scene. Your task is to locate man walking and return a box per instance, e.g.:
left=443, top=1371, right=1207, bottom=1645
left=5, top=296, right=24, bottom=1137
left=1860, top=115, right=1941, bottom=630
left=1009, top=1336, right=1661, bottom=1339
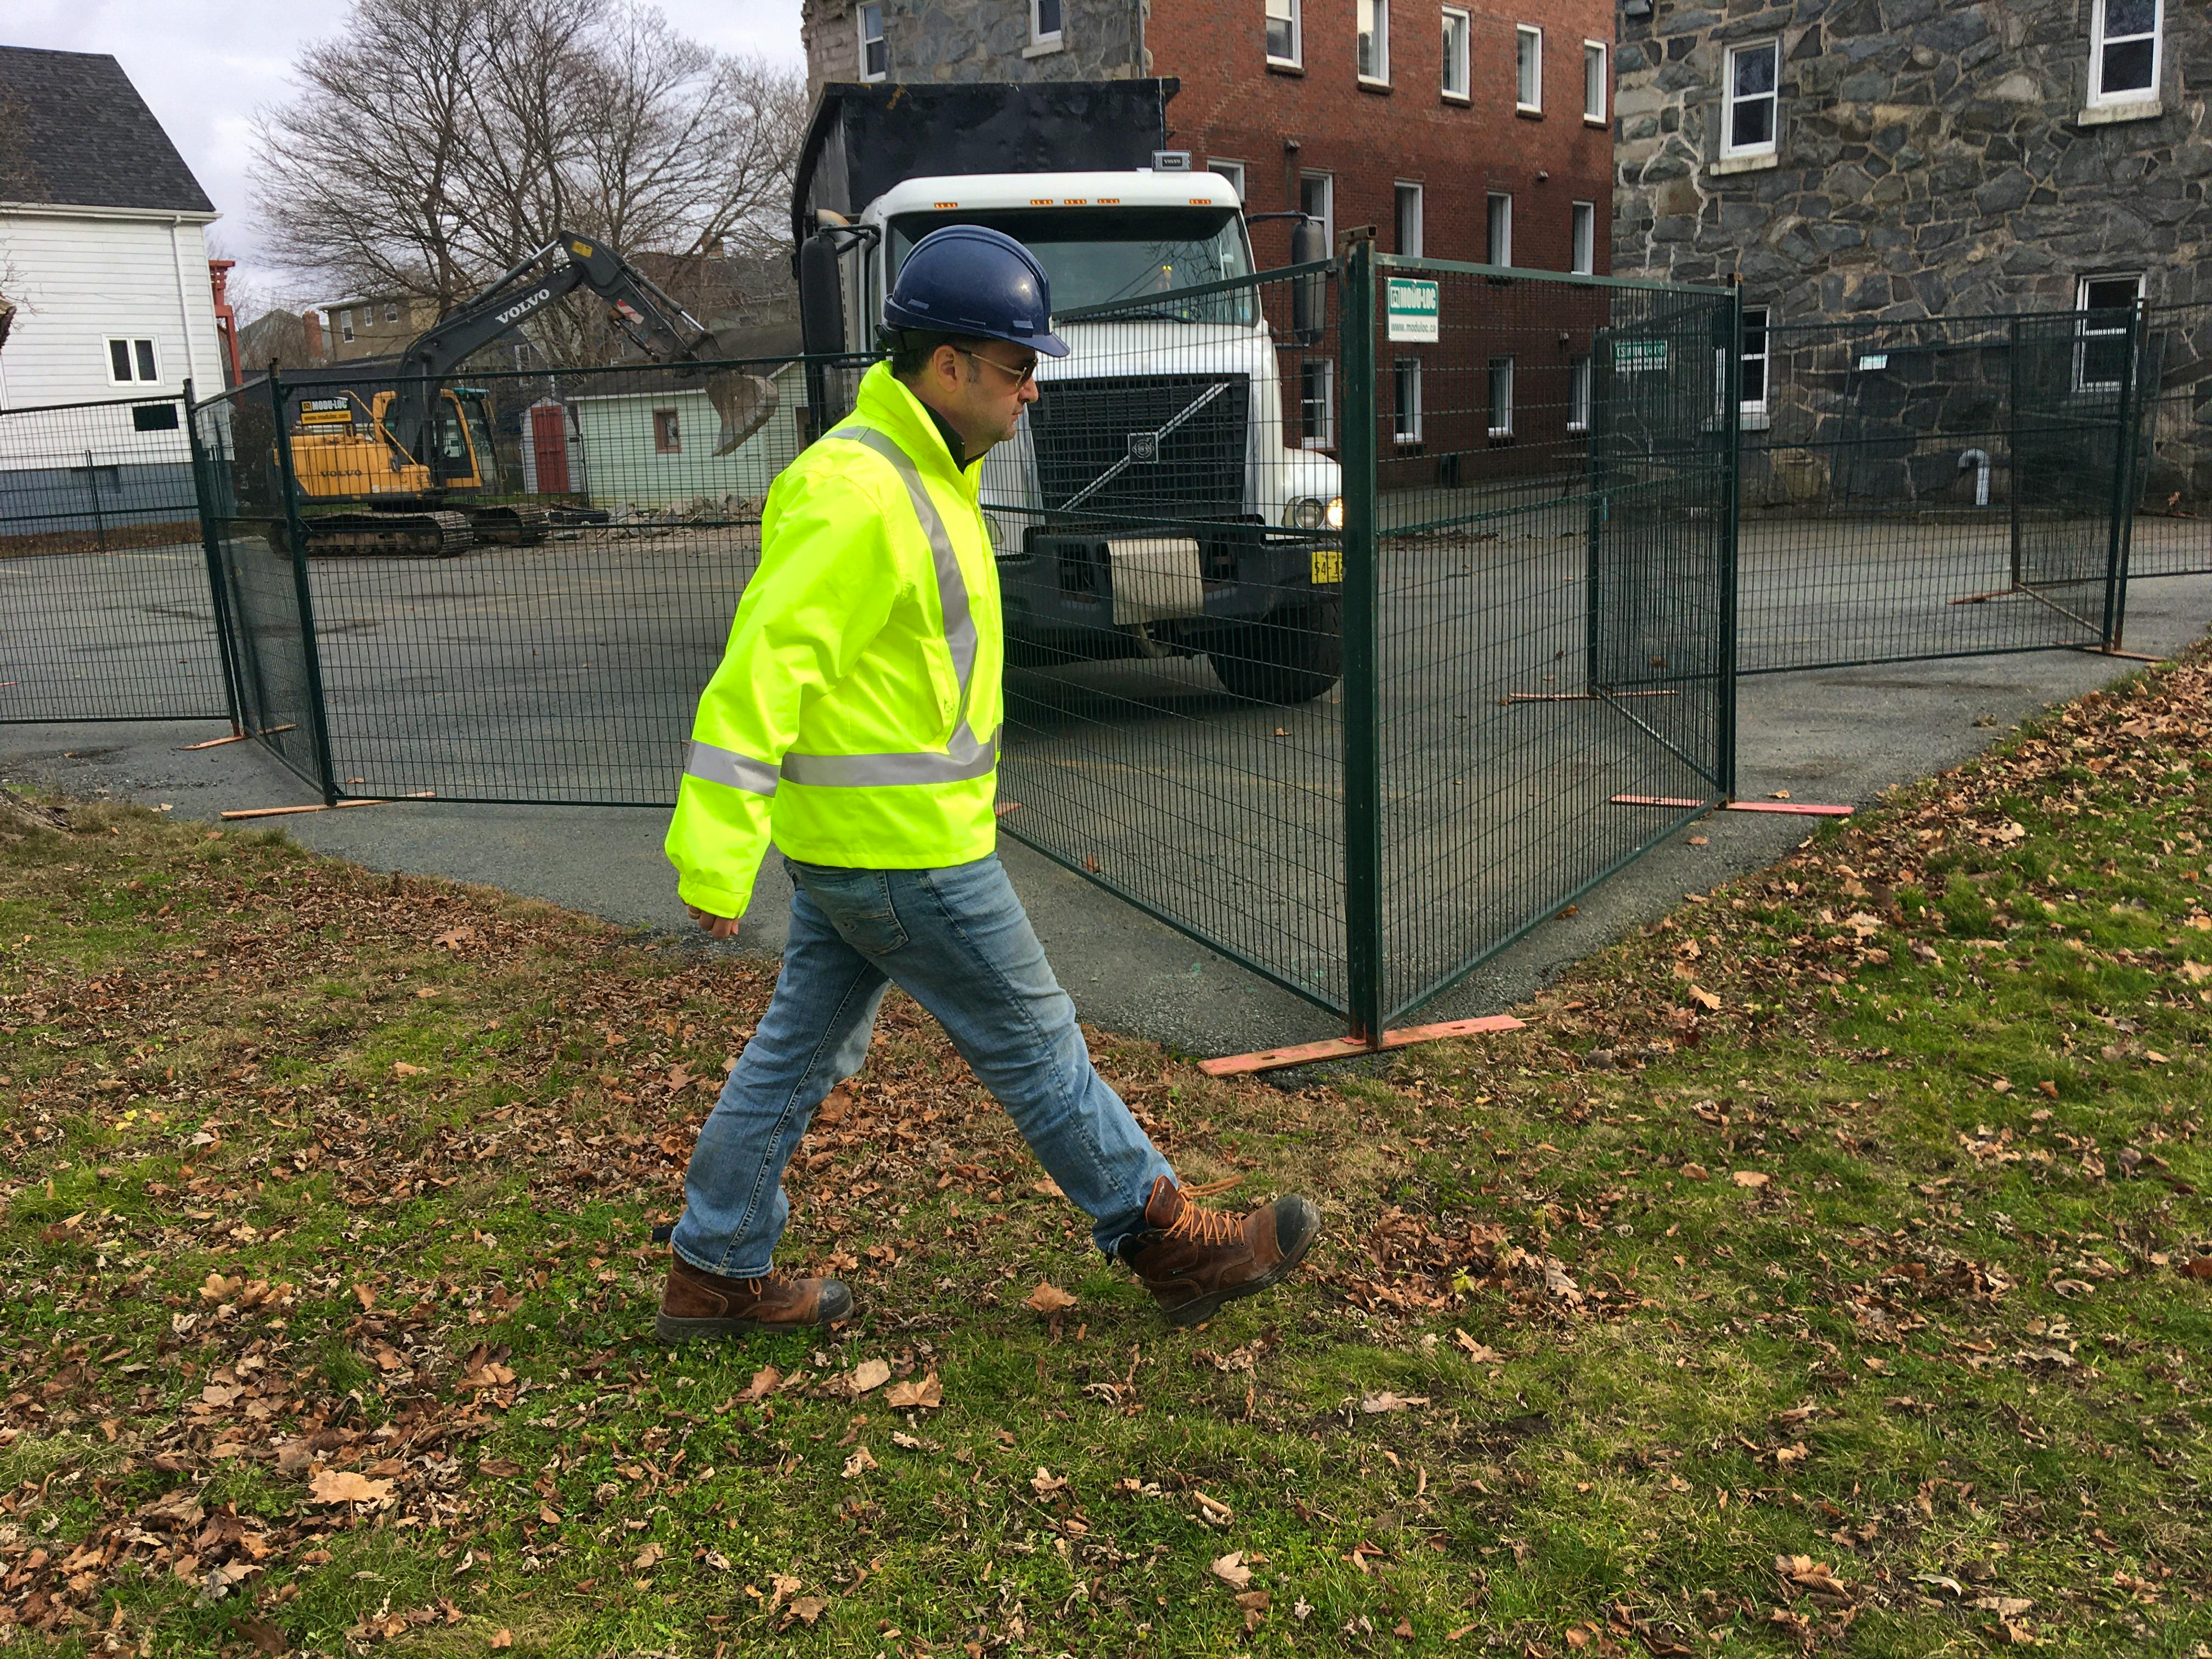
left=658, top=227, right=1321, bottom=1339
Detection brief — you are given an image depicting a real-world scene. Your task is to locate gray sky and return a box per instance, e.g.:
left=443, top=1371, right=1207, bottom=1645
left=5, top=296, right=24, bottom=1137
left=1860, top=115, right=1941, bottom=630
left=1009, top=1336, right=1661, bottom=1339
left=7, top=0, right=807, bottom=308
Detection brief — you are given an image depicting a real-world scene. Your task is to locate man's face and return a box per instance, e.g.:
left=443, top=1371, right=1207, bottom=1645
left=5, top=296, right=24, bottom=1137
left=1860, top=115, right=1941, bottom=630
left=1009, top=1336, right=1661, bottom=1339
left=924, top=340, right=1040, bottom=453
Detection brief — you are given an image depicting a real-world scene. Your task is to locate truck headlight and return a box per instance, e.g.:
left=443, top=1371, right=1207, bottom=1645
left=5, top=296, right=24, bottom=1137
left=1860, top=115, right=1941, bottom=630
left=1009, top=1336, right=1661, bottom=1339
left=1286, top=497, right=1327, bottom=531
left=1325, top=495, right=1344, bottom=531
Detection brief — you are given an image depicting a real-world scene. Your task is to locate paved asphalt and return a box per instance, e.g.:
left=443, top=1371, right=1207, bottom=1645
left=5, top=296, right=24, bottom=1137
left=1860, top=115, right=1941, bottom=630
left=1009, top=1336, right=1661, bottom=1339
left=5, top=516, right=2208, bottom=1061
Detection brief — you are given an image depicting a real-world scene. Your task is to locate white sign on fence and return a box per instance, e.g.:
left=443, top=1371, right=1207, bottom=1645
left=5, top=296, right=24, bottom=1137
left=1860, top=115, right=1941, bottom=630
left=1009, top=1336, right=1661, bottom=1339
left=1385, top=278, right=1440, bottom=343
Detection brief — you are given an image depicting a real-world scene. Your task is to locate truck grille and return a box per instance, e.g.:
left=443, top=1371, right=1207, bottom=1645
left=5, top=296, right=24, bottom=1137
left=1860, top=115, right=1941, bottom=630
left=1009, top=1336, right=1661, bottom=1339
left=1028, top=374, right=1249, bottom=521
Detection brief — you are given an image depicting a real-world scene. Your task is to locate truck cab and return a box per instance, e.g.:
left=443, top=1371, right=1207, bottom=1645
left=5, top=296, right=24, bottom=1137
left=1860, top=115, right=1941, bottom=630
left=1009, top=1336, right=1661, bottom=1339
left=792, top=81, right=1344, bottom=702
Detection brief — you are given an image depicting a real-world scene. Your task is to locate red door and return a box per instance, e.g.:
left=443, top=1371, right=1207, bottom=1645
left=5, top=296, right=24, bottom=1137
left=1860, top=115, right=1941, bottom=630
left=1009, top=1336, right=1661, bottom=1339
left=530, top=404, right=571, bottom=495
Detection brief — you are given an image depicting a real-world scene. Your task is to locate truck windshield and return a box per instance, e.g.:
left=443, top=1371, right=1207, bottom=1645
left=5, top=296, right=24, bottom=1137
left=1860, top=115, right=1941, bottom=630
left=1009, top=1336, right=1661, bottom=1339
left=887, top=208, right=1255, bottom=325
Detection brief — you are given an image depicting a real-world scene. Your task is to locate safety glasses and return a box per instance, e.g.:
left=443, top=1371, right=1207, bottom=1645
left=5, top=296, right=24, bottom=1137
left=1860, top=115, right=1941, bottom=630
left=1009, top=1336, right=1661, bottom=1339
left=956, top=348, right=1040, bottom=388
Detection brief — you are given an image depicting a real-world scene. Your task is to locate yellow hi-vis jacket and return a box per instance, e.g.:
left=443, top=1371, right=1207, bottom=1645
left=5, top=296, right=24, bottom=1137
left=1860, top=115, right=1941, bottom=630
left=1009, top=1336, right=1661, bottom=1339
left=663, top=362, right=1003, bottom=919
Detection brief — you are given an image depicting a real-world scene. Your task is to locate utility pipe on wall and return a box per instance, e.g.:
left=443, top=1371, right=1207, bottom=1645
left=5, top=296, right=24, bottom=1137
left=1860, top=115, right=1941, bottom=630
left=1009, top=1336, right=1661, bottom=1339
left=1959, top=447, right=1991, bottom=507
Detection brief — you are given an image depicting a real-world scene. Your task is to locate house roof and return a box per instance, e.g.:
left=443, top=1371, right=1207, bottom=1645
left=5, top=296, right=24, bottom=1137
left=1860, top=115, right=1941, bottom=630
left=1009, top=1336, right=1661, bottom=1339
left=0, top=47, right=216, bottom=215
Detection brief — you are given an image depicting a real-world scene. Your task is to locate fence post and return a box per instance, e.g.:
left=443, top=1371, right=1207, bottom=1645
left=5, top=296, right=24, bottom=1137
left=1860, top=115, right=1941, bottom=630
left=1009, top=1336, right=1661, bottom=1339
left=1340, top=236, right=1385, bottom=1043
left=183, top=380, right=246, bottom=736
left=267, top=372, right=341, bottom=805
left=1718, top=281, right=1743, bottom=804
left=2007, top=315, right=2024, bottom=590
left=84, top=450, right=106, bottom=551
left=2102, top=299, right=2144, bottom=651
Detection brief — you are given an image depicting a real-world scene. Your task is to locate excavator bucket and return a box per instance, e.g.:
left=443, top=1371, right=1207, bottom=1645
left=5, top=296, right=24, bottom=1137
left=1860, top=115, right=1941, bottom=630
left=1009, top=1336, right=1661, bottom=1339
left=707, top=372, right=779, bottom=457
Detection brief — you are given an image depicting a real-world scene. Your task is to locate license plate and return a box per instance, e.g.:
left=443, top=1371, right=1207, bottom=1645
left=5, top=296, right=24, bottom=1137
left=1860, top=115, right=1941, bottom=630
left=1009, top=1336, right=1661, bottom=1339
left=1310, top=546, right=1344, bottom=585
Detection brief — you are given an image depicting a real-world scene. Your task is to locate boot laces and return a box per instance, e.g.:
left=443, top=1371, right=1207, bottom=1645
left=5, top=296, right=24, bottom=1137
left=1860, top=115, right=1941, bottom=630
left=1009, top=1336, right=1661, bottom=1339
left=1166, top=1177, right=1248, bottom=1250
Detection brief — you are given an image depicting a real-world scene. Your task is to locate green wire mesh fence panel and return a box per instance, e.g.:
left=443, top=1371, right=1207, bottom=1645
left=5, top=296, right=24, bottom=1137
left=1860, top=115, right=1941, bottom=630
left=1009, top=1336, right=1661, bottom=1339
left=1738, top=312, right=2134, bottom=674
left=1, top=393, right=231, bottom=724
left=266, top=354, right=865, bottom=806
left=990, top=262, right=1353, bottom=1014
left=2133, top=303, right=2212, bottom=579
left=191, top=381, right=328, bottom=791
left=1367, top=257, right=1735, bottom=1024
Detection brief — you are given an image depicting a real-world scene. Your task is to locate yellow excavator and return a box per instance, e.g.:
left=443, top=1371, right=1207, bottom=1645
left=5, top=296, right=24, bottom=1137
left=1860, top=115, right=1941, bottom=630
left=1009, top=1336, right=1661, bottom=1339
left=283, top=233, right=780, bottom=555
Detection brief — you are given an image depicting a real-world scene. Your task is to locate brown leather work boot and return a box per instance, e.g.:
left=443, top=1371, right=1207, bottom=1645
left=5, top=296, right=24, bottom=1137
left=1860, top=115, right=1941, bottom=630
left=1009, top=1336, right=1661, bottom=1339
left=1118, top=1176, right=1322, bottom=1327
left=654, top=1255, right=853, bottom=1344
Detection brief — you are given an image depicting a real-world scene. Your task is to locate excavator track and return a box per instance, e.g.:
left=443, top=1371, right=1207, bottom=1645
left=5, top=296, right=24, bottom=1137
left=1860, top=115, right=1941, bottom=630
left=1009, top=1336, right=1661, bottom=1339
left=306, top=510, right=474, bottom=557
left=469, top=502, right=552, bottom=547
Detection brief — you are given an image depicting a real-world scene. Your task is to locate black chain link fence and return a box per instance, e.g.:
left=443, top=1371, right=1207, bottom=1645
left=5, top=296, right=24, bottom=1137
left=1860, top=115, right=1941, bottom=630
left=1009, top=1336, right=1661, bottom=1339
left=1737, top=310, right=2143, bottom=674
left=2133, top=302, right=2212, bottom=580
left=1, top=391, right=234, bottom=725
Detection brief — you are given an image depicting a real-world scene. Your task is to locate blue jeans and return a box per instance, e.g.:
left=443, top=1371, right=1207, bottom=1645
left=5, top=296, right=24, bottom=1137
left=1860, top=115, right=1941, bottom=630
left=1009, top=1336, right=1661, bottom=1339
left=671, top=854, right=1176, bottom=1278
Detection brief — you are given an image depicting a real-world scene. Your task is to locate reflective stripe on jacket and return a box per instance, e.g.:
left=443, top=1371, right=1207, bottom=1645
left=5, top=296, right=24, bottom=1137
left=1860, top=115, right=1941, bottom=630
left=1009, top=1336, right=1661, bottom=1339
left=663, top=362, right=1004, bottom=919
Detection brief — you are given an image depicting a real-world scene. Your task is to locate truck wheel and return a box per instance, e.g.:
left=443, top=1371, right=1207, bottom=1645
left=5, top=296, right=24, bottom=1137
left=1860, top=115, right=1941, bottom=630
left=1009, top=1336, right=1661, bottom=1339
left=1209, top=596, right=1342, bottom=705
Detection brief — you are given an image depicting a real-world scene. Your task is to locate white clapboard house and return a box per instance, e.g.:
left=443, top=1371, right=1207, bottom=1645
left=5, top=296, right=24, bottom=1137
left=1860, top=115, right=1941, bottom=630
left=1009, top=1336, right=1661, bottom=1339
left=0, top=47, right=224, bottom=539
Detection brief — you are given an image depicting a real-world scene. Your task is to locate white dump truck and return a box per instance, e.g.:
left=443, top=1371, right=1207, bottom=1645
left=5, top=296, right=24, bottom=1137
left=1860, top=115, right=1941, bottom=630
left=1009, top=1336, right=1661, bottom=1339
left=790, top=79, right=1344, bottom=703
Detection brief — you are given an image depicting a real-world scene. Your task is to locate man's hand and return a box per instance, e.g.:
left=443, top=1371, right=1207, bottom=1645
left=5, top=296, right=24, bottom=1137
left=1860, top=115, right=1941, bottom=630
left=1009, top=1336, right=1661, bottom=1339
left=687, top=904, right=740, bottom=941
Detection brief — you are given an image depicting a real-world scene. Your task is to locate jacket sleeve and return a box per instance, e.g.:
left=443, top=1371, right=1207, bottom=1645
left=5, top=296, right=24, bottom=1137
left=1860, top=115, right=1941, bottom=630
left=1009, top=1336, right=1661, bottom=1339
left=664, top=465, right=907, bottom=918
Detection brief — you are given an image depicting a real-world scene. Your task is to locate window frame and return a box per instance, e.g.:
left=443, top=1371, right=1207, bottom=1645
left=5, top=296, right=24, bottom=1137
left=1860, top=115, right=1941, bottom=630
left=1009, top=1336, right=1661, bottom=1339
left=1516, top=26, right=1543, bottom=115
left=1392, top=357, right=1424, bottom=445
left=1487, top=355, right=1515, bottom=439
left=1583, top=39, right=1608, bottom=124
left=1209, top=159, right=1248, bottom=202
left=2087, top=0, right=2161, bottom=108
left=1267, top=0, right=1303, bottom=69
left=2074, top=273, right=2146, bottom=393
left=1721, top=38, right=1781, bottom=160
left=1030, top=0, right=1064, bottom=47
left=1395, top=181, right=1425, bottom=258
left=1568, top=355, right=1593, bottom=434
left=1358, top=0, right=1390, bottom=85
left=385, top=301, right=399, bottom=324
left=105, top=336, right=160, bottom=386
left=1300, top=356, right=1336, bottom=449
left=858, top=2, right=888, bottom=81
left=1441, top=7, right=1471, bottom=101
left=338, top=308, right=355, bottom=344
left=1486, top=190, right=1513, bottom=268
left=652, top=408, right=682, bottom=454
left=1740, top=304, right=1771, bottom=422
left=1570, top=200, right=1595, bottom=274
left=1301, top=171, right=1335, bottom=250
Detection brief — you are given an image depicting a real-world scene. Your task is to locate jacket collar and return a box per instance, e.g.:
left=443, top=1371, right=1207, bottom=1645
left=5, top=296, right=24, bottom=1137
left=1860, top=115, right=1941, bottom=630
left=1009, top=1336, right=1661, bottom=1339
left=853, top=362, right=979, bottom=487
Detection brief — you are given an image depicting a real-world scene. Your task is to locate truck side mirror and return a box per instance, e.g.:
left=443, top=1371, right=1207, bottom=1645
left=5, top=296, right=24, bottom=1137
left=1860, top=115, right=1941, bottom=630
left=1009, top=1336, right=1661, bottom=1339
left=799, top=233, right=847, bottom=357
left=1290, top=217, right=1327, bottom=345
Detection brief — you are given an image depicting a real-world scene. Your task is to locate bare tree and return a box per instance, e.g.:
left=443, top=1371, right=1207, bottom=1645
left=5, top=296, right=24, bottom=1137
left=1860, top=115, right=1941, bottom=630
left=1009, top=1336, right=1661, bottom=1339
left=250, top=0, right=805, bottom=366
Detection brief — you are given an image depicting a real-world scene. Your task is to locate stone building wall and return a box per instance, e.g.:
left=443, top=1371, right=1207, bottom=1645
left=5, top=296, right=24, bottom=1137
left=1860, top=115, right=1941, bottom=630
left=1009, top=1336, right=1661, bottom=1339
left=1610, top=0, right=2212, bottom=318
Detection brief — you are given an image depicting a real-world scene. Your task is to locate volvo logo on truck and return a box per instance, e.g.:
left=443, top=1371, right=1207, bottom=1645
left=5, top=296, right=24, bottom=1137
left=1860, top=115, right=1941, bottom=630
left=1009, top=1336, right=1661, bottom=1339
left=496, top=287, right=554, bottom=326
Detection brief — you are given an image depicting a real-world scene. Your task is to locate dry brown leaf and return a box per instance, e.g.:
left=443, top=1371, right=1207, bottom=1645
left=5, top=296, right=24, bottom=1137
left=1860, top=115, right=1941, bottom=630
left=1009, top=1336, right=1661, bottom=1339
left=2178, top=1256, right=2212, bottom=1282
left=1678, top=1162, right=1709, bottom=1180
left=885, top=1372, right=943, bottom=1410
left=1211, top=1551, right=1252, bottom=1590
left=1030, top=1465, right=1067, bottom=1496
left=1452, top=1329, right=1502, bottom=1364
left=848, top=1358, right=891, bottom=1395
left=1733, top=1170, right=1771, bottom=1189
left=1972, top=1596, right=2033, bottom=1617
left=842, top=1446, right=878, bottom=1479
left=1361, top=1391, right=1430, bottom=1413
left=462, top=1363, right=516, bottom=1389
left=792, top=1596, right=830, bottom=1626
left=769, top=1573, right=802, bottom=1606
left=633, top=1541, right=664, bottom=1571
left=740, top=1365, right=781, bottom=1402
left=1687, top=984, right=1722, bottom=1011
left=489, top=1634, right=512, bottom=1651
left=1025, top=1282, right=1079, bottom=1316
left=2179, top=960, right=2212, bottom=984
left=307, top=1470, right=392, bottom=1505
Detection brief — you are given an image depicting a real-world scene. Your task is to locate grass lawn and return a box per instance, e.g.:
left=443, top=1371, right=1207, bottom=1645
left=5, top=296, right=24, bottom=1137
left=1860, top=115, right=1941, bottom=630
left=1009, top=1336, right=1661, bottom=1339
left=4, top=647, right=2210, bottom=1658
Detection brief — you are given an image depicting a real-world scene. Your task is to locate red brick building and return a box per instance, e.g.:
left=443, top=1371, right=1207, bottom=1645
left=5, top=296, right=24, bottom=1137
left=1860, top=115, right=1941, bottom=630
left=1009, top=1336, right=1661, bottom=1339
left=800, top=0, right=1615, bottom=276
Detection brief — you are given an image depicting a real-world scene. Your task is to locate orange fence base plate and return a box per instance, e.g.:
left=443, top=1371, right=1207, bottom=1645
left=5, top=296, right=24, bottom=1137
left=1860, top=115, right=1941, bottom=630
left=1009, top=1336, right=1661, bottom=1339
left=1200, top=1013, right=1526, bottom=1077
left=1609, top=793, right=1853, bottom=819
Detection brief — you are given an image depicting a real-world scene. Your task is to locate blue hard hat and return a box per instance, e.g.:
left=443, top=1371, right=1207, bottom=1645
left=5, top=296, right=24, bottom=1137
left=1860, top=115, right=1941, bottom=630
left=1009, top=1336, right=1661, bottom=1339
left=884, top=225, right=1070, bottom=357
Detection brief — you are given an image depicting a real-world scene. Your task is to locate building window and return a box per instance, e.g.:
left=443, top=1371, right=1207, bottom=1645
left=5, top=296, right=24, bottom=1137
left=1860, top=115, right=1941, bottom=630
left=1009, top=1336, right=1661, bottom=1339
left=385, top=301, right=399, bottom=323
left=1031, top=0, right=1063, bottom=46
left=2089, top=0, right=2160, bottom=105
left=2076, top=273, right=2145, bottom=391
left=1393, top=358, right=1424, bottom=443
left=858, top=2, right=888, bottom=80
left=1267, top=0, right=1301, bottom=67
left=1516, top=26, right=1542, bottom=113
left=1442, top=8, right=1470, bottom=100
left=1301, top=172, right=1334, bottom=249
left=653, top=408, right=681, bottom=453
left=1358, top=0, right=1390, bottom=83
left=106, top=337, right=159, bottom=385
left=1741, top=305, right=1770, bottom=419
left=1723, top=40, right=1780, bottom=158
left=1571, top=201, right=1595, bottom=274
left=338, top=308, right=355, bottom=343
left=1486, top=191, right=1512, bottom=267
left=1210, top=159, right=1247, bottom=201
left=1568, top=356, right=1592, bottom=433
left=1583, top=40, right=1607, bottom=123
left=1300, top=358, right=1335, bottom=448
left=1395, top=182, right=1424, bottom=257
left=1488, top=356, right=1514, bottom=438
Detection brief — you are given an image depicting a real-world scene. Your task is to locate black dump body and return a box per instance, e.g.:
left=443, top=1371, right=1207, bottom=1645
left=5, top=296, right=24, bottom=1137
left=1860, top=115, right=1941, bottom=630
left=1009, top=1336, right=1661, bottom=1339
left=791, top=79, right=1180, bottom=245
